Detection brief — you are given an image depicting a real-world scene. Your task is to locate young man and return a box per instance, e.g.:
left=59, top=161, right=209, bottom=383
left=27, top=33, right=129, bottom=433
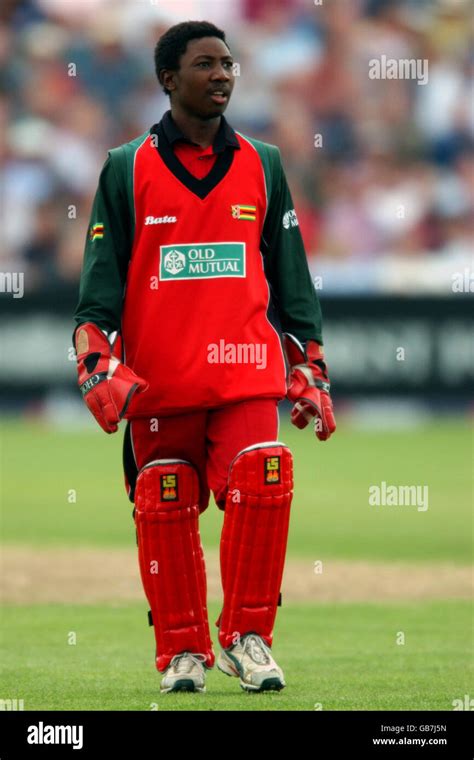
left=74, top=20, right=336, bottom=695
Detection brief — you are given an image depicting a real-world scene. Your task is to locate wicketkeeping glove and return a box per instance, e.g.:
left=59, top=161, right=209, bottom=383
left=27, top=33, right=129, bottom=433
left=75, top=322, right=148, bottom=434
left=282, top=333, right=336, bottom=441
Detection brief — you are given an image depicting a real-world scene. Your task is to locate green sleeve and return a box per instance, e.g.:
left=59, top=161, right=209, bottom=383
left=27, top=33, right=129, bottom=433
left=73, top=154, right=132, bottom=335
left=261, top=146, right=323, bottom=345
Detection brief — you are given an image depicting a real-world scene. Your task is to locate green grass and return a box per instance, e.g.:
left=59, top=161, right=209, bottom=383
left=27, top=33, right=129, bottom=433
left=1, top=418, right=472, bottom=562
left=1, top=600, right=471, bottom=711
left=1, top=417, right=471, bottom=712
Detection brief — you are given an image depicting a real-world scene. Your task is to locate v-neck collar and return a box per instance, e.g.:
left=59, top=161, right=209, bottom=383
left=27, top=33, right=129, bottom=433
left=161, top=109, right=240, bottom=152
left=149, top=111, right=240, bottom=200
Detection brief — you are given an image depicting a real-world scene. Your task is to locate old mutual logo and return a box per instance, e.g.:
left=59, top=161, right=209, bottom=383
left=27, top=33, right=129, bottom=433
left=163, top=250, right=186, bottom=275
left=160, top=243, right=246, bottom=280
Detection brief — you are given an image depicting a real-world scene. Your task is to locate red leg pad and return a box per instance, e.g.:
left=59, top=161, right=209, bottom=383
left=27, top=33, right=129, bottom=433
left=134, top=459, right=215, bottom=671
left=217, top=442, right=294, bottom=649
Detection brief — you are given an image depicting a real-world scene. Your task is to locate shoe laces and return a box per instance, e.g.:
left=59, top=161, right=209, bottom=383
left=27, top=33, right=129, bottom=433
left=170, top=652, right=207, bottom=674
left=242, top=634, right=271, bottom=665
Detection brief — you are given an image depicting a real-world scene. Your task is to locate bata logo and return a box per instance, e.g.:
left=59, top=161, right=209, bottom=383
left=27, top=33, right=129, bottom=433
left=160, top=243, right=246, bottom=280
left=145, top=215, right=177, bottom=225
left=283, top=209, right=299, bottom=229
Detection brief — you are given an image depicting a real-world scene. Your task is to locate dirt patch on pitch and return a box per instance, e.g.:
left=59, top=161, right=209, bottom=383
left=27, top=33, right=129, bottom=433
left=1, top=546, right=472, bottom=605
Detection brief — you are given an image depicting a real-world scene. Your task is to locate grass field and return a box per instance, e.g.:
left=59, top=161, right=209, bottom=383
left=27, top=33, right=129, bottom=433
left=1, top=417, right=472, bottom=710
left=1, top=418, right=471, bottom=561
left=1, top=601, right=471, bottom=711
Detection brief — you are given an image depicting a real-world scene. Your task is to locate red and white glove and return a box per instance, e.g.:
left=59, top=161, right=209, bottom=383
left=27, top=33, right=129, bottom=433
left=75, top=322, right=148, bottom=434
left=283, top=333, right=336, bottom=441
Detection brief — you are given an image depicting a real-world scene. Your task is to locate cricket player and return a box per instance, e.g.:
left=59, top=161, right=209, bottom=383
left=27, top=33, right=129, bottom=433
left=74, top=20, right=336, bottom=694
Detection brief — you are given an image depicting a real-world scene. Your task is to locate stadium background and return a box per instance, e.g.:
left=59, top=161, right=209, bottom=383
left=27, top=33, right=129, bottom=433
left=1, top=0, right=472, bottom=711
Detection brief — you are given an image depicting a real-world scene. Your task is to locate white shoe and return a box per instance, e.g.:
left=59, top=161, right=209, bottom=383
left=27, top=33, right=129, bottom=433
left=217, top=633, right=286, bottom=692
left=160, top=652, right=208, bottom=693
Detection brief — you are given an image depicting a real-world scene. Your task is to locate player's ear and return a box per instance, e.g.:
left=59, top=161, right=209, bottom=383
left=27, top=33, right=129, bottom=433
left=160, top=70, right=176, bottom=94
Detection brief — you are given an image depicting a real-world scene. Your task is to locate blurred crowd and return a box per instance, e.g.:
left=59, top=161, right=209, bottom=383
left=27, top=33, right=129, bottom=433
left=1, top=0, right=473, bottom=294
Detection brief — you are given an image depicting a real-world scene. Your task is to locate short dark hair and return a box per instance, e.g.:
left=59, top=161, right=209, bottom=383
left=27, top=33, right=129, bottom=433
left=154, top=20, right=229, bottom=96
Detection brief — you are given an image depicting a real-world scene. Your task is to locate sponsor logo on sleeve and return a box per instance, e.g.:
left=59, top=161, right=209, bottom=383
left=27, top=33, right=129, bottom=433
left=282, top=209, right=299, bottom=229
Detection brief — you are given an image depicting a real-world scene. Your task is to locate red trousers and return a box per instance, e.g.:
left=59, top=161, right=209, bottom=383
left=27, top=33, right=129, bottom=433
left=123, top=398, right=280, bottom=509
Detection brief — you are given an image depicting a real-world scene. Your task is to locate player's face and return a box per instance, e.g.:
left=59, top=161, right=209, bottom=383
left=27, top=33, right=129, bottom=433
left=169, top=37, right=235, bottom=119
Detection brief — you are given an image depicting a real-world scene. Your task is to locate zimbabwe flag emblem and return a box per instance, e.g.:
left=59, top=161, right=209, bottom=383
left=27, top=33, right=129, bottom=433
left=231, top=204, right=256, bottom=221
left=89, top=222, right=104, bottom=241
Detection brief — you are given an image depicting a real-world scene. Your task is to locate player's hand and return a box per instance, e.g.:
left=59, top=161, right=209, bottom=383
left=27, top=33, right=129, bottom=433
left=282, top=333, right=336, bottom=441
left=75, top=322, right=148, bottom=434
